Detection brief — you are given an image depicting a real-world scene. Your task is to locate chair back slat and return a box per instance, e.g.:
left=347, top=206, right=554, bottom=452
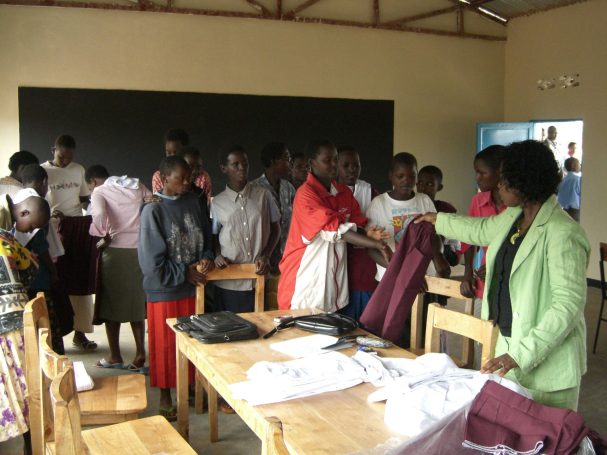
left=194, top=263, right=265, bottom=314
left=50, top=366, right=85, bottom=455
left=425, top=303, right=498, bottom=368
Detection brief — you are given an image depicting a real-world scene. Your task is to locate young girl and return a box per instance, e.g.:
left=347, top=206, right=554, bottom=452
left=278, top=140, right=390, bottom=312
left=460, top=145, right=506, bottom=303
left=336, top=145, right=380, bottom=320
left=87, top=165, right=151, bottom=372
left=0, top=189, right=50, bottom=455
left=366, top=152, right=450, bottom=282
left=138, top=156, right=214, bottom=420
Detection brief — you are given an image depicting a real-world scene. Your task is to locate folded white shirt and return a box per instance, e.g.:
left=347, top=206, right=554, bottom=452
left=230, top=351, right=365, bottom=406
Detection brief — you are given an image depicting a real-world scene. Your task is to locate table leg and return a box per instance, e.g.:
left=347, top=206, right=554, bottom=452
left=208, top=382, right=218, bottom=442
left=176, top=336, right=189, bottom=439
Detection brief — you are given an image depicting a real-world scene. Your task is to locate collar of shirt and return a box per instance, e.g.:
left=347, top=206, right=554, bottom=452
left=224, top=182, right=251, bottom=202
left=305, top=173, right=345, bottom=198
left=476, top=190, right=498, bottom=210
left=154, top=191, right=180, bottom=201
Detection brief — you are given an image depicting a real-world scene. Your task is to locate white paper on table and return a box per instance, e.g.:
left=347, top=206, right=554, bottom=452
left=270, top=334, right=339, bottom=358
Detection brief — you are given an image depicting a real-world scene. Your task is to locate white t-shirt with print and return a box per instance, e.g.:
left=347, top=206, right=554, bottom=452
left=366, top=192, right=437, bottom=281
left=41, top=161, right=90, bottom=217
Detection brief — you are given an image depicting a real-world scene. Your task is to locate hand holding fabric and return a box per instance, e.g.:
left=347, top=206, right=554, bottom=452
left=481, top=353, right=519, bottom=377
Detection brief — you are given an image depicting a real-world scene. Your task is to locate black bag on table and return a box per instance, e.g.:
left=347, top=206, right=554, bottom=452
left=263, top=313, right=358, bottom=339
left=174, top=311, right=259, bottom=344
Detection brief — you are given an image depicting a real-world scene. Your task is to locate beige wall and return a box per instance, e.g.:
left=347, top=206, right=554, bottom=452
left=0, top=5, right=505, bottom=212
left=504, top=0, right=607, bottom=279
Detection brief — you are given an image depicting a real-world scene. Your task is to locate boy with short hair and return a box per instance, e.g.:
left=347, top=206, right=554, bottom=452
left=152, top=129, right=213, bottom=199
left=288, top=152, right=310, bottom=190
left=252, top=142, right=296, bottom=274
left=0, top=150, right=39, bottom=197
left=366, top=153, right=450, bottom=281
left=212, top=145, right=281, bottom=313
left=42, top=134, right=97, bottom=350
left=558, top=157, right=582, bottom=222
left=416, top=165, right=459, bottom=266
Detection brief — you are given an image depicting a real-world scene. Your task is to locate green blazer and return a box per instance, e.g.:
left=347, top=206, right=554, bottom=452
left=436, top=195, right=590, bottom=392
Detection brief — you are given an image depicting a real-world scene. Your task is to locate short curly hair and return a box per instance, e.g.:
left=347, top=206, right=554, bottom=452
left=501, top=140, right=561, bottom=203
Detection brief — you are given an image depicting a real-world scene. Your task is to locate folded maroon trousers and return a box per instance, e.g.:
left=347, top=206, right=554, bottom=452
left=464, top=381, right=589, bottom=455
left=359, top=221, right=434, bottom=344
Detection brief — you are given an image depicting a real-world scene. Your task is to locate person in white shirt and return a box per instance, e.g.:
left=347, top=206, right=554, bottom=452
left=542, top=126, right=565, bottom=169
left=41, top=135, right=96, bottom=350
left=366, top=152, right=450, bottom=282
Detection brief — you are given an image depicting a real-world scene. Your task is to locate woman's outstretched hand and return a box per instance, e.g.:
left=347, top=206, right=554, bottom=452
left=414, top=213, right=438, bottom=225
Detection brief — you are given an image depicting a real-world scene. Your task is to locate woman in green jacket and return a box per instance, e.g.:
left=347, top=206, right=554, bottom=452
left=417, top=140, right=590, bottom=410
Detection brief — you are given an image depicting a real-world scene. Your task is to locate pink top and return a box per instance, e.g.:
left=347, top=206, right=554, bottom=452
left=460, top=190, right=506, bottom=298
left=89, top=178, right=152, bottom=248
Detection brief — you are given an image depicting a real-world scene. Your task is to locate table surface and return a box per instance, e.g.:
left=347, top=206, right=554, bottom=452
left=168, top=310, right=416, bottom=454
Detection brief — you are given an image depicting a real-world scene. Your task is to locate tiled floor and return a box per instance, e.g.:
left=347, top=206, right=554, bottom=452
left=2, top=286, right=606, bottom=454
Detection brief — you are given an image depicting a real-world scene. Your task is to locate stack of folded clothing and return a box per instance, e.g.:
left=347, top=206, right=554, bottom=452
left=463, top=381, right=590, bottom=455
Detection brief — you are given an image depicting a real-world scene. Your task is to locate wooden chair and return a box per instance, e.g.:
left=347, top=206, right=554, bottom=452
left=48, top=365, right=196, bottom=455
left=23, top=295, right=147, bottom=455
left=425, top=303, right=498, bottom=368
left=193, top=263, right=264, bottom=432
left=592, top=242, right=607, bottom=353
left=410, top=276, right=475, bottom=367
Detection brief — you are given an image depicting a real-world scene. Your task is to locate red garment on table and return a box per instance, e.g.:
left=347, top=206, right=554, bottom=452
left=147, top=297, right=195, bottom=389
left=465, top=381, right=589, bottom=455
left=359, top=221, right=434, bottom=343
left=277, top=173, right=367, bottom=311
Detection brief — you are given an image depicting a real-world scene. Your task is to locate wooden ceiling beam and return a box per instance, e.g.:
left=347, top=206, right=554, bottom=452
left=0, top=0, right=506, bottom=40
left=372, top=0, right=380, bottom=25
left=283, top=0, right=322, bottom=18
left=243, top=0, right=271, bottom=17
left=384, top=5, right=459, bottom=25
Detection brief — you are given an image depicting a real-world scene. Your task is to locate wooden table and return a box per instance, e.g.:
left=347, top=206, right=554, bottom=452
left=168, top=310, right=416, bottom=454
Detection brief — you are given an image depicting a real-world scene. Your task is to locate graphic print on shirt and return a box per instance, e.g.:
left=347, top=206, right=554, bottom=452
left=166, top=213, right=204, bottom=264
left=391, top=210, right=417, bottom=244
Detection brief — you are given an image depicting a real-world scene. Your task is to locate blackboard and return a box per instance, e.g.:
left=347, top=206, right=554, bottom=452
left=18, top=87, right=394, bottom=193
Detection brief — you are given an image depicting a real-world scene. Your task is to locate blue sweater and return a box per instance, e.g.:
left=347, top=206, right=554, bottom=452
left=138, top=192, right=213, bottom=302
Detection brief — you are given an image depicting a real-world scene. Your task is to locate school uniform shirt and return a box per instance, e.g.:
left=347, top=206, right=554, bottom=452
left=350, top=179, right=374, bottom=214
left=277, top=173, right=367, bottom=311
left=41, top=161, right=90, bottom=217
left=211, top=183, right=279, bottom=291
left=557, top=172, right=581, bottom=210
left=366, top=192, right=436, bottom=281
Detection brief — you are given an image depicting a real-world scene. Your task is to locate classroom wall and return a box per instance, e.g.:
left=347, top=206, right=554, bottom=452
left=504, top=0, right=607, bottom=279
left=0, top=5, right=505, bottom=212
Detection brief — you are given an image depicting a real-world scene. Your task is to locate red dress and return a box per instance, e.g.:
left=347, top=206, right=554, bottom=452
left=147, top=297, right=195, bottom=388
